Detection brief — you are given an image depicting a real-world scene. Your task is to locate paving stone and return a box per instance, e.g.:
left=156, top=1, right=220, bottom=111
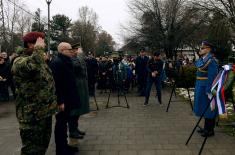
left=119, top=150, right=137, bottom=155
left=1, top=88, right=235, bottom=155
left=127, top=144, right=147, bottom=150
left=209, top=149, right=234, bottom=155
left=190, top=149, right=213, bottom=155
left=162, top=144, right=181, bottom=149
left=79, top=145, right=95, bottom=151
left=102, top=139, right=120, bottom=145
left=109, top=144, right=128, bottom=150
left=100, top=151, right=118, bottom=155
left=78, top=151, right=100, bottom=155
left=138, top=150, right=156, bottom=155
left=93, top=144, right=110, bottom=151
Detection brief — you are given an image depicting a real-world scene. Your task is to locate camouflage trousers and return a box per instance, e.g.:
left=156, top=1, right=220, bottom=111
left=19, top=116, right=52, bottom=155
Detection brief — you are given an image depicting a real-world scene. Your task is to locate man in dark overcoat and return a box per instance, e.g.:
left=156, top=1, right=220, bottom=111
left=98, top=57, right=108, bottom=93
left=135, top=48, right=149, bottom=96
left=50, top=42, right=80, bottom=155
left=0, top=54, right=10, bottom=101
left=68, top=44, right=89, bottom=140
left=85, top=52, right=99, bottom=96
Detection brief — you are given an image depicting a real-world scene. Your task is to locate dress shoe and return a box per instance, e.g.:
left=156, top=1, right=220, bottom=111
left=201, top=130, right=214, bottom=137
left=68, top=145, right=79, bottom=152
left=143, top=102, right=148, bottom=106
left=56, top=146, right=76, bottom=155
left=78, top=129, right=86, bottom=136
left=197, top=128, right=204, bottom=134
left=69, top=134, right=84, bottom=139
left=56, top=150, right=74, bottom=155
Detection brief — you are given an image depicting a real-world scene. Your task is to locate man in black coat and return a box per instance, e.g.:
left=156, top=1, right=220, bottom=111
left=0, top=54, right=11, bottom=101
left=50, top=42, right=80, bottom=155
left=98, top=57, right=108, bottom=93
left=85, top=52, right=99, bottom=96
left=135, top=48, right=149, bottom=96
left=144, top=52, right=163, bottom=105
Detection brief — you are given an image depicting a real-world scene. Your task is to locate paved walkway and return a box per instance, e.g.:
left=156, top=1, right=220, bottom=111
left=1, top=88, right=235, bottom=155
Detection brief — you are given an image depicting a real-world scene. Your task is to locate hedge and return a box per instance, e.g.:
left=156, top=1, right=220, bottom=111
left=174, top=66, right=197, bottom=88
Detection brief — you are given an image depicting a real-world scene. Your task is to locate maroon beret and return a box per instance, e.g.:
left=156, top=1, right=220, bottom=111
left=23, top=32, right=45, bottom=44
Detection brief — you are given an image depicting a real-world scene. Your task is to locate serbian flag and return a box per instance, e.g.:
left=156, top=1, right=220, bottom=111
left=210, top=65, right=232, bottom=116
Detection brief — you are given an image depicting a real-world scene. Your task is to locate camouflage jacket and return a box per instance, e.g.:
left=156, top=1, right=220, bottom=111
left=12, top=48, right=57, bottom=123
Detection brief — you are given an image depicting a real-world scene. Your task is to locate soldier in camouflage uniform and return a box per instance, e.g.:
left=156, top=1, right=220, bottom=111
left=11, top=32, right=57, bottom=155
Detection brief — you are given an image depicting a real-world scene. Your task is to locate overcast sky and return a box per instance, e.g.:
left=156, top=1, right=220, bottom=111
left=22, top=0, right=130, bottom=45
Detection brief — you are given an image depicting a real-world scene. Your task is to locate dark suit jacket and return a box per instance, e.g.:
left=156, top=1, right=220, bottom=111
left=49, top=53, right=80, bottom=111
left=135, top=56, right=149, bottom=76
left=85, top=57, right=99, bottom=84
left=147, top=58, right=164, bottom=78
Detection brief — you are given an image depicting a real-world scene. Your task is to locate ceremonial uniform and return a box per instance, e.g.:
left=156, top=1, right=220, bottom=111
left=12, top=45, right=57, bottom=154
left=194, top=53, right=218, bottom=118
left=194, top=50, right=218, bottom=136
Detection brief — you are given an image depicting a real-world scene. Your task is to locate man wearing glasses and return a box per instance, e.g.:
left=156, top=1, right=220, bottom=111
left=194, top=41, right=218, bottom=137
left=50, top=42, right=80, bottom=155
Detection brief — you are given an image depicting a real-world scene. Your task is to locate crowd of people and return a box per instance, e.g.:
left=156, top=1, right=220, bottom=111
left=0, top=52, right=17, bottom=101
left=0, top=31, right=224, bottom=155
left=0, top=41, right=196, bottom=104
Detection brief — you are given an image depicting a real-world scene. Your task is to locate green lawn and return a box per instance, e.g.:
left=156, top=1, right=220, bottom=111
left=176, top=88, right=235, bottom=137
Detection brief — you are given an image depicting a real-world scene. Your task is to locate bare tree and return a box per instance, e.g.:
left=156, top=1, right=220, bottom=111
left=95, top=30, right=115, bottom=56
left=71, top=6, right=100, bottom=54
left=16, top=8, right=32, bottom=38
left=0, top=0, right=7, bottom=51
left=194, top=0, right=235, bottom=25
left=78, top=6, right=99, bottom=29
left=0, top=0, right=36, bottom=52
left=3, top=0, right=21, bottom=51
left=125, top=0, right=207, bottom=58
left=194, top=0, right=235, bottom=45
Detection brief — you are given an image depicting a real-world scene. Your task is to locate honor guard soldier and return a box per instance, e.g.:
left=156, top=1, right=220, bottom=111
left=194, top=41, right=218, bottom=137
